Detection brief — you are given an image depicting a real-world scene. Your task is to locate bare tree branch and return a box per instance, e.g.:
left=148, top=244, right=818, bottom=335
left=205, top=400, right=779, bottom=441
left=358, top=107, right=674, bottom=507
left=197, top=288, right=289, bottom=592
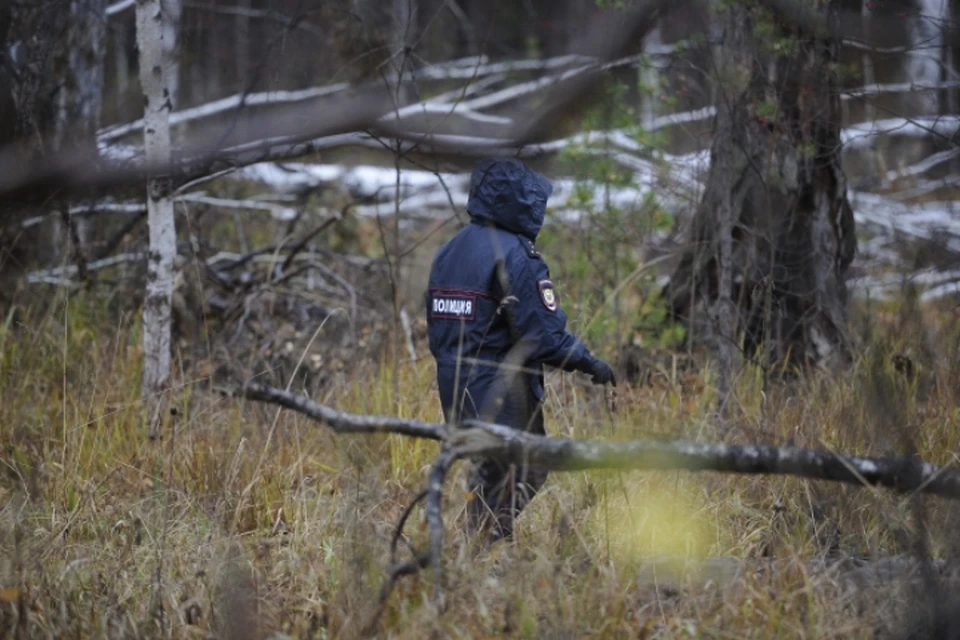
left=500, top=0, right=670, bottom=145
left=27, top=252, right=146, bottom=285
left=427, top=449, right=457, bottom=604
left=221, top=377, right=960, bottom=618
left=0, top=80, right=395, bottom=198
left=106, top=0, right=134, bottom=17
left=235, top=382, right=445, bottom=440
left=98, top=84, right=351, bottom=143
left=233, top=382, right=960, bottom=501
left=0, top=0, right=675, bottom=200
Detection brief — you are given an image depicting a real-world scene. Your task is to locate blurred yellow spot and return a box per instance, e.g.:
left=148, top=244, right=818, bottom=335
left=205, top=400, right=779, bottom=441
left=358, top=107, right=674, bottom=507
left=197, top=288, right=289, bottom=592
left=587, top=478, right=713, bottom=572
left=0, top=588, right=20, bottom=602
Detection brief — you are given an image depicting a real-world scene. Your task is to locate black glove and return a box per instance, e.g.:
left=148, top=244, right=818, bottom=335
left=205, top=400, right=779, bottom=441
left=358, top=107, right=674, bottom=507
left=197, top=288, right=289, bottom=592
left=586, top=356, right=616, bottom=387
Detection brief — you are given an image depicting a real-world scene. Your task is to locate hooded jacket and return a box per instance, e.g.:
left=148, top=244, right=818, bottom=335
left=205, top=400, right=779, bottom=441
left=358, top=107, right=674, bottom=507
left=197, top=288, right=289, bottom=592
left=425, top=158, right=600, bottom=430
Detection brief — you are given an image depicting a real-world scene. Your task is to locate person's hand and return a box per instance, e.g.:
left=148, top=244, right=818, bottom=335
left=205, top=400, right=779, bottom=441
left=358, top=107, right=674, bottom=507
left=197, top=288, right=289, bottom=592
left=587, top=357, right=616, bottom=386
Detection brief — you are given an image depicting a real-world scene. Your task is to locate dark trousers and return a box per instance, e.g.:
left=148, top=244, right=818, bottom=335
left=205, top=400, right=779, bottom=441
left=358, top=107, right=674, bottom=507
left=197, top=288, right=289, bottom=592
left=463, top=389, right=548, bottom=541
left=438, top=365, right=549, bottom=540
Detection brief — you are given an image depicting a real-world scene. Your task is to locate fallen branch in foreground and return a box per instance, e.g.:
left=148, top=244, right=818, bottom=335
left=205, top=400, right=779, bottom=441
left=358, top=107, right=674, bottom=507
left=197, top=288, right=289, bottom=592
left=226, top=380, right=960, bottom=625
left=237, top=382, right=960, bottom=500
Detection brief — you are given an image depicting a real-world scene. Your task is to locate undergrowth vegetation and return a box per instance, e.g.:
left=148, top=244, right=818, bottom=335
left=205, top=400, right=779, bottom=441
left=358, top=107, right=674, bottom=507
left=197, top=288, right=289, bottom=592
left=3, top=288, right=960, bottom=639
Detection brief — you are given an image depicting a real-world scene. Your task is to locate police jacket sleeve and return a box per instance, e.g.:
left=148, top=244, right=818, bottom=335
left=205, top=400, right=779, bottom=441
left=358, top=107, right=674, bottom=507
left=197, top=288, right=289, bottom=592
left=499, top=249, right=597, bottom=373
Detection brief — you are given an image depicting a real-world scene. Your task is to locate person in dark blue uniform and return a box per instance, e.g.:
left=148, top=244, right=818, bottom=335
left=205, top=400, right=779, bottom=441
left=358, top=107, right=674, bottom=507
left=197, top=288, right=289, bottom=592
left=425, top=157, right=616, bottom=541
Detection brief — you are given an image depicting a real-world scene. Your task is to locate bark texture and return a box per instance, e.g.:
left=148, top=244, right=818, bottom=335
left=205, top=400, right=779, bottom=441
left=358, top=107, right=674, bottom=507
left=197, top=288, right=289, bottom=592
left=662, top=0, right=857, bottom=375
left=0, top=4, right=14, bottom=148
left=0, top=0, right=105, bottom=282
left=52, top=0, right=107, bottom=261
left=54, top=0, right=107, bottom=149
left=136, top=0, right=177, bottom=438
left=7, top=0, right=68, bottom=142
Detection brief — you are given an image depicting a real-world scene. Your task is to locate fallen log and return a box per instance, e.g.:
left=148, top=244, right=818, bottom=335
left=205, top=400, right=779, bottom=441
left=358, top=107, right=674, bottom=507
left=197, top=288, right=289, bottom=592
left=236, top=382, right=960, bottom=500
left=222, top=381, right=960, bottom=628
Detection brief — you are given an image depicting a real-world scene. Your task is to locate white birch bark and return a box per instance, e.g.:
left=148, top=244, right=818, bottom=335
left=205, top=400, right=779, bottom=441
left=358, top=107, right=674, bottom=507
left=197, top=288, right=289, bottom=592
left=639, top=25, right=663, bottom=129
left=136, top=0, right=176, bottom=439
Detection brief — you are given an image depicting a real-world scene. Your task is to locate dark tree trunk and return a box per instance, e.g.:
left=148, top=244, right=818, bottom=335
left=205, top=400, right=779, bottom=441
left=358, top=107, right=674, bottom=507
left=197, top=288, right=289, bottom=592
left=0, top=4, right=15, bottom=148
left=0, top=0, right=72, bottom=281
left=53, top=0, right=107, bottom=149
left=53, top=0, right=107, bottom=259
left=662, top=0, right=857, bottom=380
left=8, top=0, right=70, bottom=143
left=0, top=0, right=106, bottom=282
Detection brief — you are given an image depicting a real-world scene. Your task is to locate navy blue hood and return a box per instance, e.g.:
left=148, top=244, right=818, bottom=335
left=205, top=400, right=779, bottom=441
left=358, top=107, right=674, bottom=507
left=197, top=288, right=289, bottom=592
left=465, top=158, right=554, bottom=241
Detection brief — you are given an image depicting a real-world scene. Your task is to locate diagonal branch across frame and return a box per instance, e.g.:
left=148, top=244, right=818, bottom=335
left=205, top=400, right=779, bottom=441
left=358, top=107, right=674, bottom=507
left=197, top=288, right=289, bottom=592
left=233, top=382, right=960, bottom=501
left=224, top=378, right=960, bottom=628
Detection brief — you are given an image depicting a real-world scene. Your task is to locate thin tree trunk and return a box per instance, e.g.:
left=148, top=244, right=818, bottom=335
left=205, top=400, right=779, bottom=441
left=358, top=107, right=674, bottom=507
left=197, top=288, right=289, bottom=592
left=859, top=0, right=875, bottom=122
left=713, top=179, right=736, bottom=417
left=391, top=0, right=416, bottom=106
left=236, top=0, right=250, bottom=90
left=905, top=0, right=944, bottom=116
left=162, top=0, right=181, bottom=108
left=0, top=4, right=13, bottom=148
left=9, top=1, right=65, bottom=142
left=639, top=24, right=663, bottom=129
left=136, top=0, right=177, bottom=439
left=54, top=0, right=106, bottom=149
left=662, top=0, right=857, bottom=376
left=53, top=0, right=107, bottom=260
left=943, top=0, right=958, bottom=115
left=388, top=0, right=416, bottom=410
left=3, top=0, right=103, bottom=268
left=708, top=3, right=742, bottom=417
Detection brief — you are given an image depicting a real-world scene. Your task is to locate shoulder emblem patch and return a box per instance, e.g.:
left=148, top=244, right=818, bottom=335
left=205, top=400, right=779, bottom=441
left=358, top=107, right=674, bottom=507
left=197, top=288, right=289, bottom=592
left=538, top=279, right=558, bottom=312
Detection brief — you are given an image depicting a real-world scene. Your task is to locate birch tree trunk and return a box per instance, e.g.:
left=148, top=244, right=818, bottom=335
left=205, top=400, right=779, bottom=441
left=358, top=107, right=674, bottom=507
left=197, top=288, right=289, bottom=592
left=639, top=25, right=663, bottom=129
left=136, top=0, right=176, bottom=439
left=662, top=0, right=857, bottom=377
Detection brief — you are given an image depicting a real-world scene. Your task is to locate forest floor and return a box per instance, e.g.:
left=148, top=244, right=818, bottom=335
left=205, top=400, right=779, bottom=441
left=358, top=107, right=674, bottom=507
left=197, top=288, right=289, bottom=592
left=3, top=289, right=960, bottom=639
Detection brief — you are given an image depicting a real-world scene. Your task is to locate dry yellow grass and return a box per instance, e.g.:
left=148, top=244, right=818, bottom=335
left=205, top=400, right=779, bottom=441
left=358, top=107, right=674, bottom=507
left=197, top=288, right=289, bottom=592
left=2, top=292, right=960, bottom=639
